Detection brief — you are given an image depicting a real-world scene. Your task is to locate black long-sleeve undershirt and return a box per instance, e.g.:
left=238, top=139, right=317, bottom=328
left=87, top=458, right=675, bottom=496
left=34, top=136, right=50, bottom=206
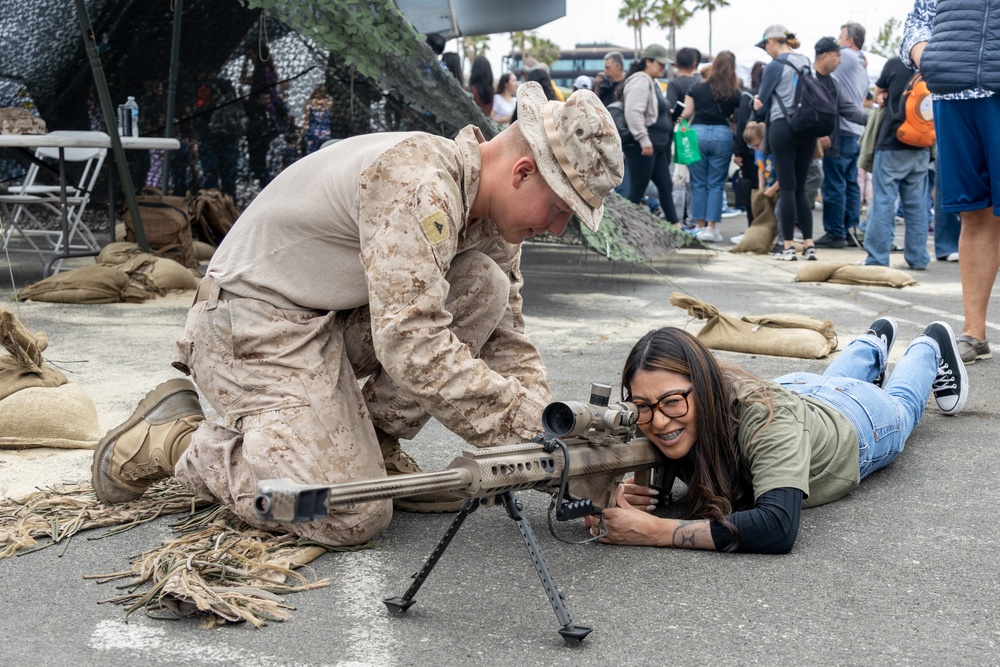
left=709, top=487, right=804, bottom=554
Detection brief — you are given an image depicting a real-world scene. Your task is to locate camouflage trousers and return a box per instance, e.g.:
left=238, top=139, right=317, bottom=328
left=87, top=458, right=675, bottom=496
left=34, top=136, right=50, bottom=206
left=172, top=251, right=512, bottom=546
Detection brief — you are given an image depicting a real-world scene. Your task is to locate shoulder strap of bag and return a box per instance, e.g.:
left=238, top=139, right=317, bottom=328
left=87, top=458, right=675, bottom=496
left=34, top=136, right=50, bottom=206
left=770, top=58, right=805, bottom=119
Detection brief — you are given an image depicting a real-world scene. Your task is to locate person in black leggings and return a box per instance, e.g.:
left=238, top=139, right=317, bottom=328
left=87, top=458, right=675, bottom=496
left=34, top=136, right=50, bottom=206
left=767, top=118, right=815, bottom=255
left=751, top=24, right=818, bottom=261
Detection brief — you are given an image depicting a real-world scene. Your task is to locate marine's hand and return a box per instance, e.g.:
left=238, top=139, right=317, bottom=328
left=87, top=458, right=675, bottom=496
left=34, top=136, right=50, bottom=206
left=584, top=485, right=665, bottom=546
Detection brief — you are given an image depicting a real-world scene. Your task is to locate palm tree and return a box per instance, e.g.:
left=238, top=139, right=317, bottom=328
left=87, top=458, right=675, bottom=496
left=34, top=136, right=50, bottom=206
left=619, top=0, right=654, bottom=56
left=463, top=35, right=491, bottom=64
left=653, top=0, right=694, bottom=56
left=509, top=30, right=528, bottom=59
left=694, top=0, right=730, bottom=56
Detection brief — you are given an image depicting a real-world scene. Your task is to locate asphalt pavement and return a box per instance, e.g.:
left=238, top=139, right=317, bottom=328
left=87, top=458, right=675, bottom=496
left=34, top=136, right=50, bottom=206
left=1, top=210, right=998, bottom=666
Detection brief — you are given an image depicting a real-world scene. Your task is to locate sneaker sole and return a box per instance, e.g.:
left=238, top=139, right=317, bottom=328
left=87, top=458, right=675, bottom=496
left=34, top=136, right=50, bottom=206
left=963, top=349, right=992, bottom=365
left=91, top=378, right=197, bottom=504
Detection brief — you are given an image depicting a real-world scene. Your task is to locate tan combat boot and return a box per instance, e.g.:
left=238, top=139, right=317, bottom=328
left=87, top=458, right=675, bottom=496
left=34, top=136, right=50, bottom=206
left=376, top=428, right=463, bottom=513
left=92, top=378, right=204, bottom=504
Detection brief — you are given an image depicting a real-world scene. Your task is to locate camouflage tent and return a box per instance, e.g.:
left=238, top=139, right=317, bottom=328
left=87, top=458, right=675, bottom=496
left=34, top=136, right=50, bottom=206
left=0, top=0, right=692, bottom=262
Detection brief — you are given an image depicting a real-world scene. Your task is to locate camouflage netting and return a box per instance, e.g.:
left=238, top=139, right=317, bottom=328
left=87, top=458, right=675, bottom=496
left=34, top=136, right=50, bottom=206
left=0, top=0, right=688, bottom=263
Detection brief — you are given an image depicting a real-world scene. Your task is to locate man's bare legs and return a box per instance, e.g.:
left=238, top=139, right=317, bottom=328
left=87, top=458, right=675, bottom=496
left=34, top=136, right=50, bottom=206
left=958, top=207, right=1000, bottom=341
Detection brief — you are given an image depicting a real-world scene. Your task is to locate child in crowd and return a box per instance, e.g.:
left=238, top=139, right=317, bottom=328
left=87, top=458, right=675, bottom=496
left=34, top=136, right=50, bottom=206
left=744, top=121, right=778, bottom=198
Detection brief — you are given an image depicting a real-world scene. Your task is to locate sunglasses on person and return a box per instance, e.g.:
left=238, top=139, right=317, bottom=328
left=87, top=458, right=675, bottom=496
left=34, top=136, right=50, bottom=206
left=631, top=388, right=693, bottom=425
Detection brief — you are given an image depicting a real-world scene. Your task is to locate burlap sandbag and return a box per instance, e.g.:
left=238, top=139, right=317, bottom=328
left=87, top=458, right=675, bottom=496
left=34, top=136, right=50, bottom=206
left=731, top=190, right=778, bottom=254
left=0, top=383, right=101, bottom=449
left=100, top=242, right=201, bottom=291
left=193, top=240, right=216, bottom=262
left=0, top=310, right=67, bottom=401
left=17, top=263, right=155, bottom=303
left=0, top=311, right=100, bottom=449
left=794, top=262, right=917, bottom=288
left=669, top=292, right=837, bottom=358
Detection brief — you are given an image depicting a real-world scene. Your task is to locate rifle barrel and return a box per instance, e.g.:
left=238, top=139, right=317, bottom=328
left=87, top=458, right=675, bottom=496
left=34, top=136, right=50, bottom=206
left=325, top=468, right=474, bottom=506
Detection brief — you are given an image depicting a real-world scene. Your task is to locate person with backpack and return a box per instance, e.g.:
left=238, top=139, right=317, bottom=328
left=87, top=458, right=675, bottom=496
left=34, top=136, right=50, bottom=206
left=752, top=25, right=825, bottom=261
left=859, top=56, right=933, bottom=271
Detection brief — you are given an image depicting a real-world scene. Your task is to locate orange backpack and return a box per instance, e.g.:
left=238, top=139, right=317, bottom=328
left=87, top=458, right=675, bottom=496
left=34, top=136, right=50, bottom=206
left=896, top=72, right=935, bottom=147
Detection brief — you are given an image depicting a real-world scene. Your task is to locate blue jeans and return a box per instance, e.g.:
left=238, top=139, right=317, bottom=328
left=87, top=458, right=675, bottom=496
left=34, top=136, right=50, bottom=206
left=614, top=158, right=631, bottom=197
left=688, top=124, right=733, bottom=223
left=774, top=334, right=939, bottom=479
left=821, top=133, right=861, bottom=237
left=933, top=151, right=962, bottom=258
left=863, top=149, right=931, bottom=269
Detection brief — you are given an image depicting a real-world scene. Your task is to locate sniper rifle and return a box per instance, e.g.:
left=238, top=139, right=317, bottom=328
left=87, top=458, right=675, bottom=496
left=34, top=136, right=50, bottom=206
left=254, top=383, right=665, bottom=644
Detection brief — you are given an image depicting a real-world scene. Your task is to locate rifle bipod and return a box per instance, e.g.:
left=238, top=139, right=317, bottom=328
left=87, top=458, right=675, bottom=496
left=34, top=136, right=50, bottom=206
left=383, top=490, right=593, bottom=644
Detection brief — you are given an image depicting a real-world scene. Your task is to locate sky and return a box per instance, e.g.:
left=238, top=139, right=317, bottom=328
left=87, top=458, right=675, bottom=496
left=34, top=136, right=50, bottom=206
left=451, top=0, right=919, bottom=78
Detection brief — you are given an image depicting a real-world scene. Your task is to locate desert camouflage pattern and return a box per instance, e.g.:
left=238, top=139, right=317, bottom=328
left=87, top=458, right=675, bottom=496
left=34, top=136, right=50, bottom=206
left=171, top=128, right=551, bottom=545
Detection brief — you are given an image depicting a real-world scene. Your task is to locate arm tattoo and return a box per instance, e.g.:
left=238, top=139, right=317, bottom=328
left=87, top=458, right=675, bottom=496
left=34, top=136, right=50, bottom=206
left=672, top=520, right=701, bottom=548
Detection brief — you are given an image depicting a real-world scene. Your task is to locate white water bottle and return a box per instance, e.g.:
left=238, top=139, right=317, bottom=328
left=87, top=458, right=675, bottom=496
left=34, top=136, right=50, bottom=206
left=123, top=96, right=139, bottom=137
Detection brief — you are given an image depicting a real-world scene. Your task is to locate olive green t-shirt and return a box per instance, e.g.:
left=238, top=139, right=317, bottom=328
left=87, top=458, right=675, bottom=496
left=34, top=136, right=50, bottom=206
left=734, top=379, right=861, bottom=508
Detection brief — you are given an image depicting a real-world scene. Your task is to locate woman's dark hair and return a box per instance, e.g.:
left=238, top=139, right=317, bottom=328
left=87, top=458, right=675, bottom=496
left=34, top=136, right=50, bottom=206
left=620, top=327, right=769, bottom=548
left=441, top=52, right=463, bottom=84
left=470, top=55, right=495, bottom=106
left=525, top=69, right=558, bottom=101
left=496, top=72, right=516, bottom=96
left=626, top=57, right=654, bottom=79
left=750, top=61, right=766, bottom=93
left=706, top=50, right=742, bottom=100
left=619, top=58, right=651, bottom=98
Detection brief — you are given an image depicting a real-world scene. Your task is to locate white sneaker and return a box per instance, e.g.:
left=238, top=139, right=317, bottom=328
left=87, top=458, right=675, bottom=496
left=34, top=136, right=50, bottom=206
left=698, top=227, right=724, bottom=243
left=721, top=206, right=742, bottom=218
left=773, top=247, right=798, bottom=261
left=730, top=233, right=745, bottom=244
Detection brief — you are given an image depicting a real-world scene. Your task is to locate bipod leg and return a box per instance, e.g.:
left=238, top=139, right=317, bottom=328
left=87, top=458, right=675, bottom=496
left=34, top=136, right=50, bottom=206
left=500, top=491, right=592, bottom=644
left=384, top=497, right=479, bottom=614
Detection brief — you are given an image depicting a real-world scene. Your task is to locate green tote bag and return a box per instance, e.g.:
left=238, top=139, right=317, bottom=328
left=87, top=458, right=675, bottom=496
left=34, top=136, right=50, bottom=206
left=674, top=119, right=701, bottom=165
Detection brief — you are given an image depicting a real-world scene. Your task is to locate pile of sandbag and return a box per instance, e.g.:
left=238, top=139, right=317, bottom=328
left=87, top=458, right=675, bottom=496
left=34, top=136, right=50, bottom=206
left=0, top=310, right=100, bottom=449
left=17, top=242, right=202, bottom=304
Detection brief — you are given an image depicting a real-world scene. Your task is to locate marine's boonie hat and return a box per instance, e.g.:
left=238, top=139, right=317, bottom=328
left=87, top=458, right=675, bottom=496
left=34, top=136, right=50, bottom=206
left=756, top=24, right=791, bottom=49
left=516, top=81, right=624, bottom=232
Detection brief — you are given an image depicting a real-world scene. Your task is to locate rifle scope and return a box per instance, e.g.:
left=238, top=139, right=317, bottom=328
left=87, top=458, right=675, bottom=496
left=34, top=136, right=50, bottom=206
left=541, top=384, right=637, bottom=438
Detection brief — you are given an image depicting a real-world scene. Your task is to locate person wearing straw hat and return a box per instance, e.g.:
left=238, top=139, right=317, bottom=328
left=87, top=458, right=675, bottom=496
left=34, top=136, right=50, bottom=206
left=91, top=82, right=623, bottom=547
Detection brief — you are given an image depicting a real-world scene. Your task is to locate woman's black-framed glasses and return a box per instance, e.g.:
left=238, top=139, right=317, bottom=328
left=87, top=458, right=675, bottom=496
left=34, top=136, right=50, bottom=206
left=633, top=389, right=693, bottom=425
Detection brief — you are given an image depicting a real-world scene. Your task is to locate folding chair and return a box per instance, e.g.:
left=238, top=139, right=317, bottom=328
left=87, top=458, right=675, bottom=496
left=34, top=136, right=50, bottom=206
left=0, top=130, right=109, bottom=272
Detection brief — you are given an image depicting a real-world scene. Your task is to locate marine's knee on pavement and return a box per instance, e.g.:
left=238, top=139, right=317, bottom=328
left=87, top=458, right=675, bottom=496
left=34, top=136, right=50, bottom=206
left=376, top=426, right=465, bottom=513
left=297, top=499, right=393, bottom=547
left=91, top=378, right=205, bottom=505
